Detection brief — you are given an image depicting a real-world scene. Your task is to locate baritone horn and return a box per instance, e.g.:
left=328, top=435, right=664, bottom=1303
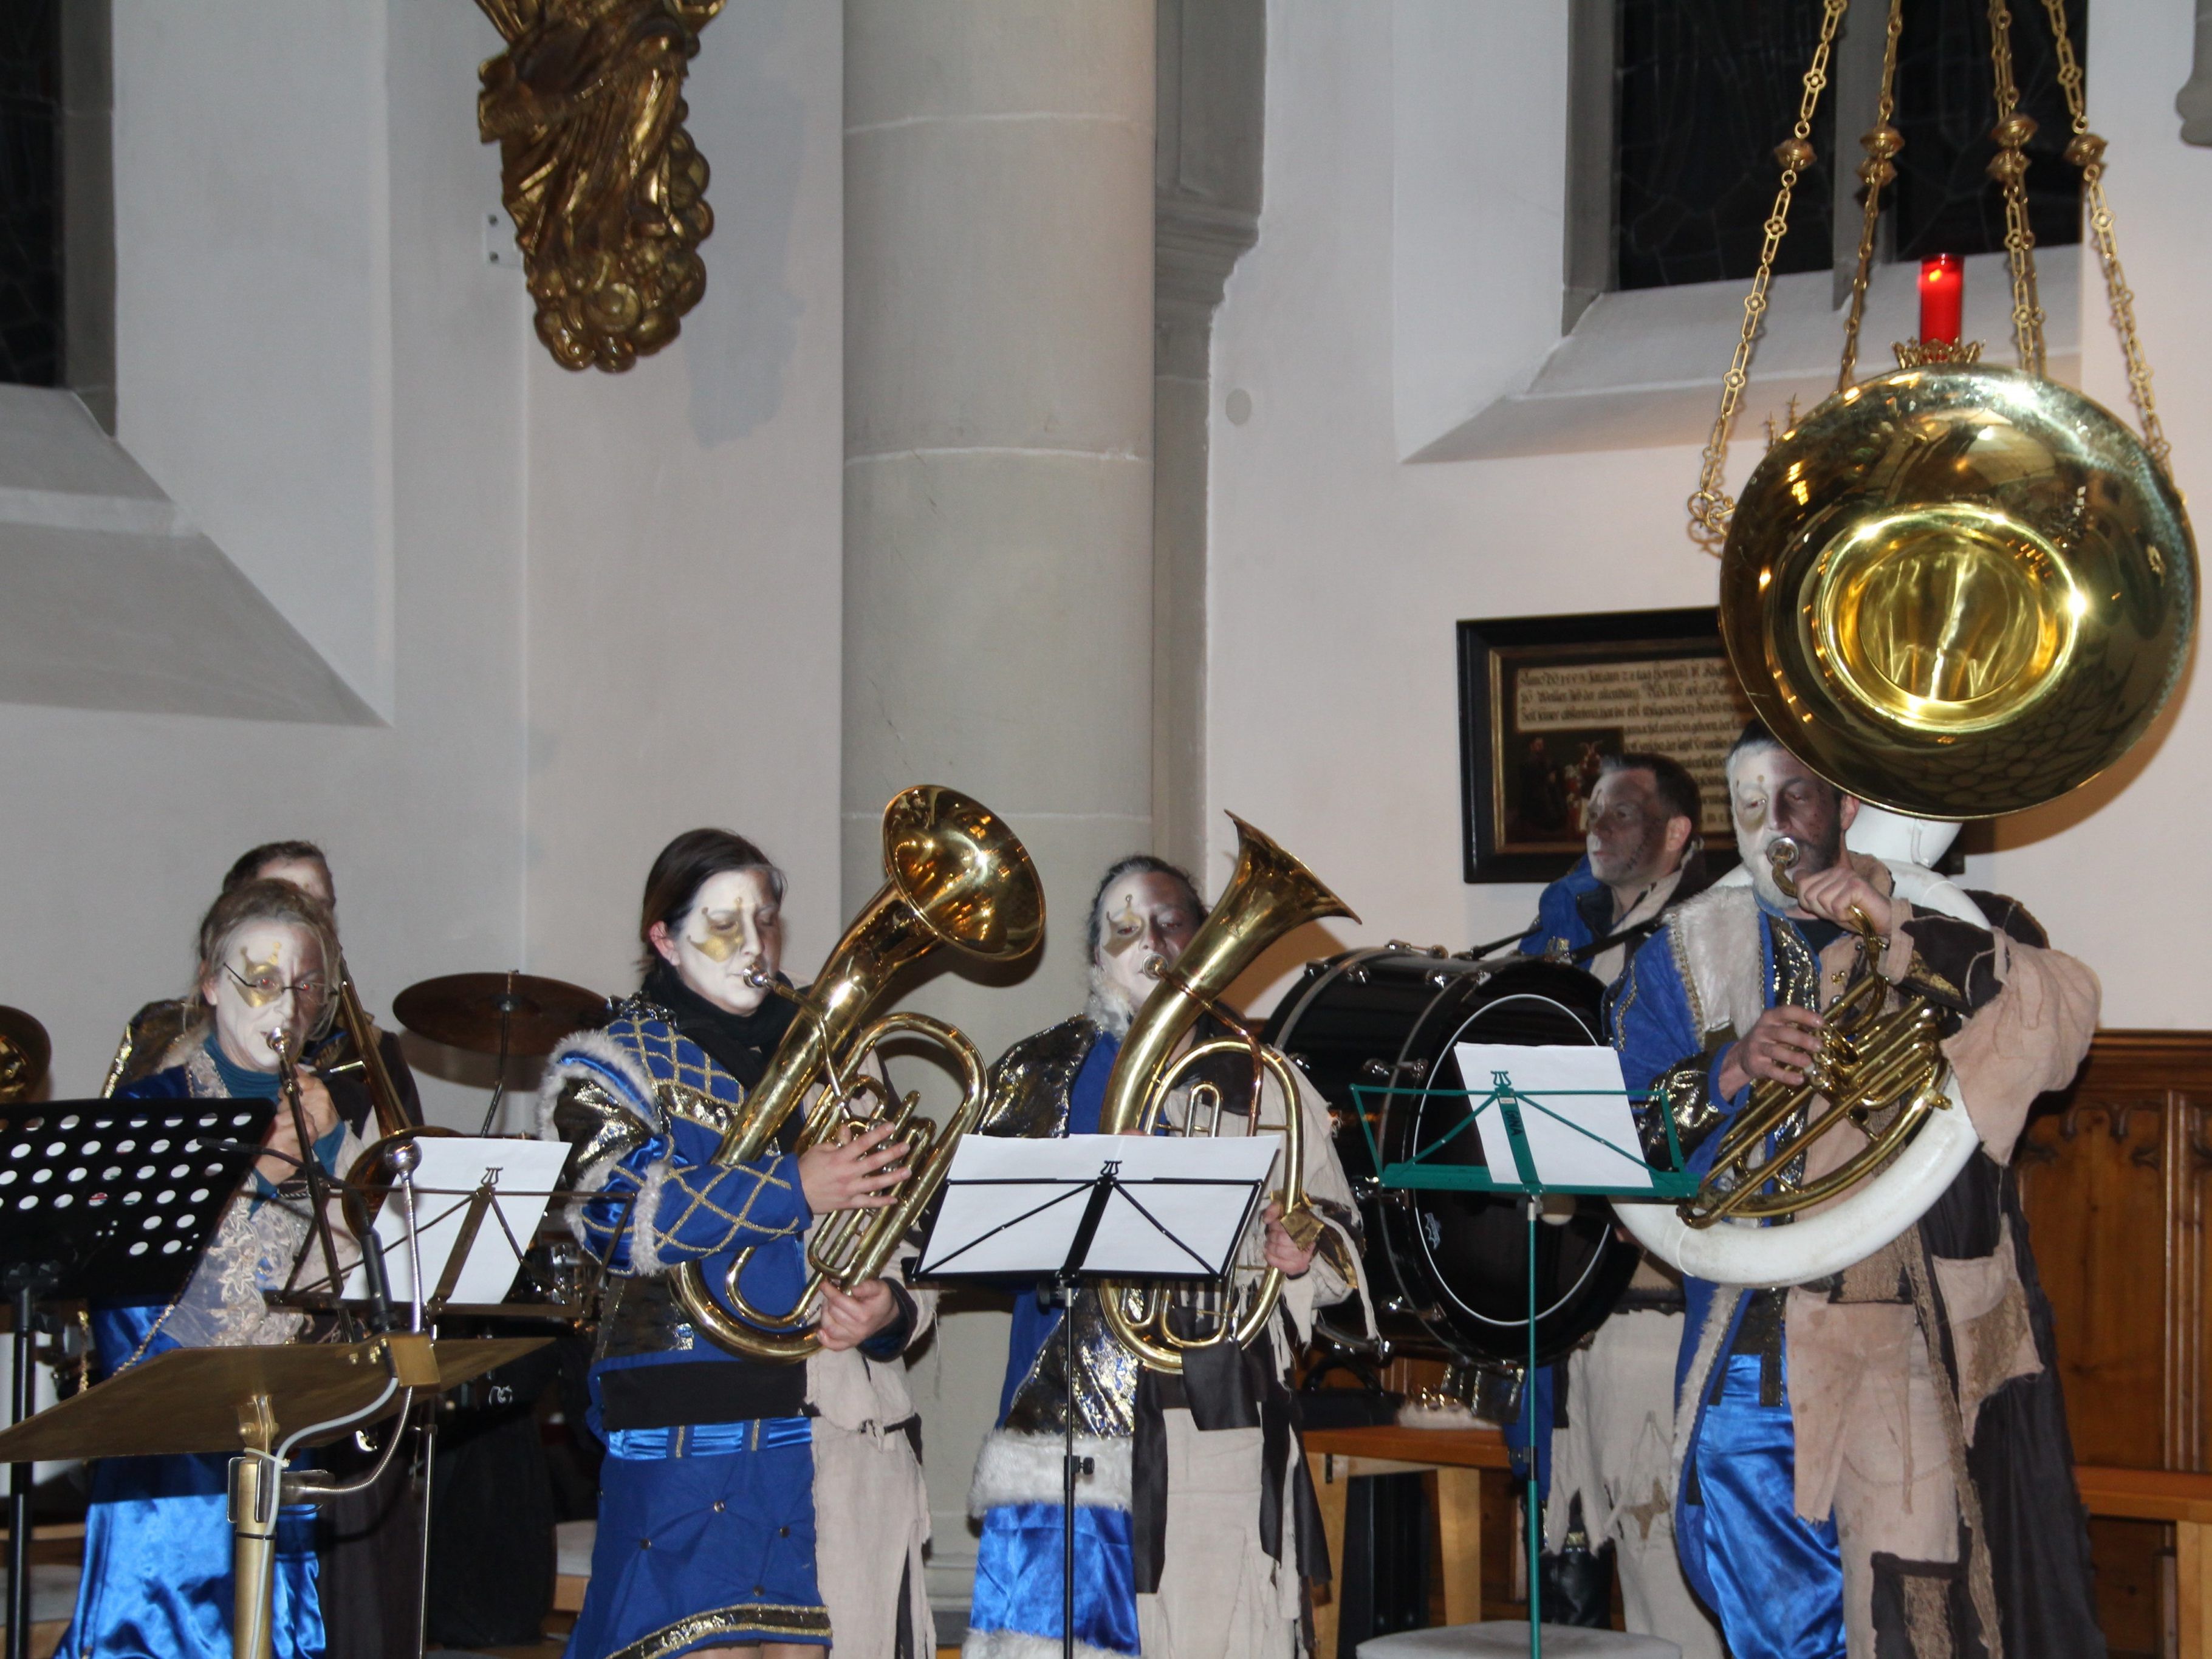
left=1680, top=836, right=1952, bottom=1228
left=1096, top=814, right=1357, bottom=1373
left=671, top=784, right=1045, bottom=1361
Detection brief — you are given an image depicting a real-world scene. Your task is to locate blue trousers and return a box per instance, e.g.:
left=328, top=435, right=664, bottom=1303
left=1681, top=1350, right=1847, bottom=1659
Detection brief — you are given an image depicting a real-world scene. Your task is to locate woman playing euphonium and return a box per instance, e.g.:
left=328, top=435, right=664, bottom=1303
left=542, top=829, right=934, bottom=1659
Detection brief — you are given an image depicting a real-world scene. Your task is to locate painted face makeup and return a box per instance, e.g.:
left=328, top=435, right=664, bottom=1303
left=204, top=920, right=328, bottom=1070
left=662, top=867, right=782, bottom=1015
left=1093, top=871, right=1202, bottom=1022
left=1730, top=744, right=1852, bottom=910
left=1584, top=768, right=1673, bottom=889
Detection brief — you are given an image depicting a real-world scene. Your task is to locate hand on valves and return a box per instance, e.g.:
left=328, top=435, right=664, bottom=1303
left=798, top=1120, right=910, bottom=1214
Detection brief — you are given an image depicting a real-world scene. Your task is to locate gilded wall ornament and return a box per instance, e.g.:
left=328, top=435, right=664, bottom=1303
left=476, top=0, right=724, bottom=372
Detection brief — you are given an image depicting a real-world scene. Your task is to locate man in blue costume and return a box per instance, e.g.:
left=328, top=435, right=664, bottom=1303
left=1609, top=722, right=2104, bottom=1658
left=1520, top=751, right=1710, bottom=985
left=962, top=855, right=1362, bottom=1659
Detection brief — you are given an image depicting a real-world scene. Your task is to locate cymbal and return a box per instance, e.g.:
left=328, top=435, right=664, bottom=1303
left=391, top=972, right=606, bottom=1057
left=0, top=1006, right=50, bottom=1104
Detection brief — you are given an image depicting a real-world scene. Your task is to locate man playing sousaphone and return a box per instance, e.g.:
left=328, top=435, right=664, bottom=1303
left=1609, top=721, right=2103, bottom=1658
left=964, top=850, right=1362, bottom=1659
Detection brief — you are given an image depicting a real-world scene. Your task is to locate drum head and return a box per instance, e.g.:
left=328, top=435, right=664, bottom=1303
left=1268, top=954, right=1637, bottom=1366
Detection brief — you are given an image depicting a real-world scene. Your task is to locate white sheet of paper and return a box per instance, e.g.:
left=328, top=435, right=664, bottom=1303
left=918, top=1132, right=1283, bottom=1279
left=1452, top=1043, right=1652, bottom=1192
left=337, top=1136, right=571, bottom=1306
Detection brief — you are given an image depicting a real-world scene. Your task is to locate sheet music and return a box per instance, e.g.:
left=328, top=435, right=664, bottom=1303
left=1452, top=1043, right=1652, bottom=1191
left=918, top=1132, right=1282, bottom=1279
left=335, top=1137, right=570, bottom=1306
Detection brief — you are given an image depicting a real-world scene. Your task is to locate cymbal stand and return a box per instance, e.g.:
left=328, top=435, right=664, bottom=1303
left=474, top=970, right=521, bottom=1136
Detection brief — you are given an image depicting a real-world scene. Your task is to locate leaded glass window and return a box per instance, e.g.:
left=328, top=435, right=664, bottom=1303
left=1616, top=0, right=1836, bottom=291
left=1889, top=0, right=2084, bottom=260
left=1609, top=0, right=2084, bottom=293
left=0, top=0, right=60, bottom=388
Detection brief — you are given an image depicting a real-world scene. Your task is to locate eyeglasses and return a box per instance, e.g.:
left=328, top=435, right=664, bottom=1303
left=222, top=963, right=330, bottom=1010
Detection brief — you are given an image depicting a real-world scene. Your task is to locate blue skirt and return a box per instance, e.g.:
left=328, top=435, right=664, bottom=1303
left=969, top=1502, right=1140, bottom=1657
left=567, top=1419, right=827, bottom=1659
left=60, top=1451, right=324, bottom=1659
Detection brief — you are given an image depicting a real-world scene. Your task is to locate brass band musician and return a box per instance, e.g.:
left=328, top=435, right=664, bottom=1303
left=61, top=880, right=365, bottom=1659
left=541, top=829, right=933, bottom=1659
left=963, top=855, right=1361, bottom=1659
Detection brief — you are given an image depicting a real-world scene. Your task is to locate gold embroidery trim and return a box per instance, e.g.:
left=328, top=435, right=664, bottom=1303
left=607, top=1602, right=832, bottom=1659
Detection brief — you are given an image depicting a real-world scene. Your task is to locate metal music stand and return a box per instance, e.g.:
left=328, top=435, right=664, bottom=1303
left=918, top=1132, right=1282, bottom=1659
left=0, top=1330, right=546, bottom=1659
left=1351, top=1049, right=1693, bottom=1659
left=0, top=1098, right=279, bottom=1659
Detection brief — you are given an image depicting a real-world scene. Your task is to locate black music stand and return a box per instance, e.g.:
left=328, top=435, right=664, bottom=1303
left=919, top=1133, right=1280, bottom=1659
left=0, top=1099, right=279, bottom=1659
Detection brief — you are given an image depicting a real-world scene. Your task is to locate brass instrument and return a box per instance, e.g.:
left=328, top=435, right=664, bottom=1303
left=329, top=959, right=417, bottom=1140
left=1680, top=837, right=1951, bottom=1228
left=671, top=784, right=1045, bottom=1361
left=1095, top=815, right=1356, bottom=1373
left=1684, top=0, right=2195, bottom=820
left=0, top=1008, right=49, bottom=1105
left=1722, top=365, right=2194, bottom=819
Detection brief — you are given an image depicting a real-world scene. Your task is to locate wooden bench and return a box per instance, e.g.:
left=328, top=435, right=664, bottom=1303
left=1305, top=1431, right=2212, bottom=1657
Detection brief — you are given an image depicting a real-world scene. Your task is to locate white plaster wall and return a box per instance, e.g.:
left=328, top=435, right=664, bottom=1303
left=0, top=2, right=526, bottom=1120
left=111, top=1, right=395, bottom=717
left=519, top=0, right=847, bottom=1004
left=1210, top=2, right=2212, bottom=1030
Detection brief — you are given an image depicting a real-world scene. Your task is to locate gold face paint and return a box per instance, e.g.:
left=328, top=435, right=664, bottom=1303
left=1101, top=900, right=1143, bottom=957
left=226, top=944, right=290, bottom=1008
left=688, top=908, right=747, bottom=963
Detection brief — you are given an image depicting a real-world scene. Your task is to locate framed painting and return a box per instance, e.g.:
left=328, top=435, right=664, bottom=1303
left=1457, top=607, right=1754, bottom=883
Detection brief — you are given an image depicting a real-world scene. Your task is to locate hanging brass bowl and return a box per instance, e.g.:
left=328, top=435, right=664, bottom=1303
left=1721, top=364, right=2196, bottom=818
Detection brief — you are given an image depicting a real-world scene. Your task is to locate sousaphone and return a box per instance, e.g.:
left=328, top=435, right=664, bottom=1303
left=1639, top=0, right=2196, bottom=1279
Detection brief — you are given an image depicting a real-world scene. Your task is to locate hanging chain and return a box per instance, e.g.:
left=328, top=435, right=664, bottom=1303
left=1838, top=0, right=1907, bottom=390
left=2035, top=0, right=2171, bottom=471
left=1985, top=0, right=2047, bottom=372
left=1688, top=0, right=1851, bottom=554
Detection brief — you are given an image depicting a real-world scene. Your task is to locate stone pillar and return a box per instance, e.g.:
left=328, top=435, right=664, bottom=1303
left=841, top=0, right=1156, bottom=1616
left=1153, top=0, right=1262, bottom=874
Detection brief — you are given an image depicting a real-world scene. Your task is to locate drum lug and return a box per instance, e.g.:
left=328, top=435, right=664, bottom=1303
left=1399, top=1057, right=1428, bottom=1083
left=1344, top=965, right=1371, bottom=985
left=1361, top=1058, right=1389, bottom=1079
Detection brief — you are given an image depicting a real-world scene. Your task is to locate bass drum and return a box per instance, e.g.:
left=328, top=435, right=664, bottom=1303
left=1264, top=951, right=1637, bottom=1367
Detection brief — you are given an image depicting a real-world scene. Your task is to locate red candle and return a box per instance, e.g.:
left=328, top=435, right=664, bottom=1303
left=1919, top=254, right=1964, bottom=346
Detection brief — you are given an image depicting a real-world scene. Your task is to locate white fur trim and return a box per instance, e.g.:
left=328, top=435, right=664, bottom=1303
left=537, top=1027, right=661, bottom=1130
left=964, top=1629, right=1130, bottom=1659
left=969, top=1429, right=1133, bottom=1516
left=1666, top=882, right=1765, bottom=1041
left=622, top=1155, right=676, bottom=1274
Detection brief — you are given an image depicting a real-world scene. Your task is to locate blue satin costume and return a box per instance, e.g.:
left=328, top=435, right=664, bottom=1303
left=61, top=1047, right=339, bottom=1659
left=547, top=1003, right=837, bottom=1659
left=968, top=1035, right=1143, bottom=1659
left=1609, top=912, right=1849, bottom=1659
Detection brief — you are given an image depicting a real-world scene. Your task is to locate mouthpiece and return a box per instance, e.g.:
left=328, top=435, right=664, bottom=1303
left=1767, top=836, right=1804, bottom=901
left=744, top=966, right=773, bottom=990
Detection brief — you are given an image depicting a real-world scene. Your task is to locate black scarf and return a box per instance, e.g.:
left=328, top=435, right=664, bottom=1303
left=639, top=960, right=801, bottom=1095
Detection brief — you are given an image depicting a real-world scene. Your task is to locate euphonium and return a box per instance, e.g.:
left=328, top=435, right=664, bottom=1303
left=1679, top=836, right=1954, bottom=1229
left=673, top=784, right=1044, bottom=1361
left=1096, top=814, right=1357, bottom=1373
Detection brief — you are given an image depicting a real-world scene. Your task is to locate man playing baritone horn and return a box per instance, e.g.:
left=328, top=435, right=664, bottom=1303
left=963, top=855, right=1362, bottom=1659
left=1607, top=721, right=2103, bottom=1658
